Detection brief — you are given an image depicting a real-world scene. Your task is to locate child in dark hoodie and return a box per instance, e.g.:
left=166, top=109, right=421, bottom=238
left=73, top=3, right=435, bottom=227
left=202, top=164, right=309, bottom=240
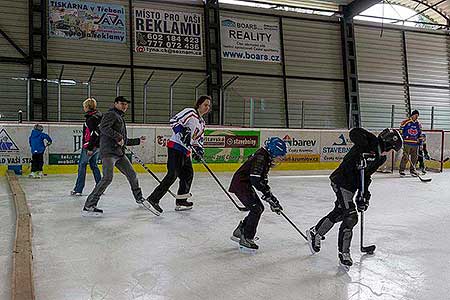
left=29, top=124, right=52, bottom=178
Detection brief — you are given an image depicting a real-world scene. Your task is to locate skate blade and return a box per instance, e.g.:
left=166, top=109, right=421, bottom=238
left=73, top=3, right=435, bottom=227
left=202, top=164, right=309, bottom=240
left=239, top=245, right=257, bottom=254
left=174, top=206, right=193, bottom=211
left=142, top=202, right=161, bottom=216
left=338, top=263, right=350, bottom=272
left=231, top=236, right=259, bottom=243
left=81, top=211, right=103, bottom=218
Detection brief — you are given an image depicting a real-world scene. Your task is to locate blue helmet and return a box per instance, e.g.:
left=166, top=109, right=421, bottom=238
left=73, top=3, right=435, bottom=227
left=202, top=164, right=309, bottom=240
left=265, top=137, right=287, bottom=158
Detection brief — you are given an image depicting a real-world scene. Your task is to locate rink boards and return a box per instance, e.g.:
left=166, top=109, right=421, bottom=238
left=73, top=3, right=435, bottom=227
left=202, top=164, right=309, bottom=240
left=0, top=123, right=448, bottom=174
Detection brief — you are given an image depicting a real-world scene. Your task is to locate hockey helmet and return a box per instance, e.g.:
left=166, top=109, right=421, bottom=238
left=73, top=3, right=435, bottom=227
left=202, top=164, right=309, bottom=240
left=265, top=137, right=287, bottom=158
left=378, top=128, right=403, bottom=152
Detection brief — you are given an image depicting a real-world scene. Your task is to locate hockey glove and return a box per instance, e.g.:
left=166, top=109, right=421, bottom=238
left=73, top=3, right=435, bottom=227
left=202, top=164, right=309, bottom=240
left=180, top=126, right=192, bottom=147
left=192, top=146, right=204, bottom=162
left=355, top=193, right=369, bottom=212
left=262, top=193, right=283, bottom=214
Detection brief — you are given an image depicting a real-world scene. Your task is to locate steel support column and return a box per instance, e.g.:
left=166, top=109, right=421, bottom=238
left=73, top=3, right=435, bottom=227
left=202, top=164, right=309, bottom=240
left=204, top=0, right=223, bottom=125
left=29, top=0, right=48, bottom=121
left=340, top=17, right=361, bottom=129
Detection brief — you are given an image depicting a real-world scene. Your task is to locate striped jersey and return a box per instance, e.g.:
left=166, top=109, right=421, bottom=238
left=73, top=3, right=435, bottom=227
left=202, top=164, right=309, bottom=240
left=168, top=108, right=205, bottom=155
left=400, top=118, right=422, bottom=146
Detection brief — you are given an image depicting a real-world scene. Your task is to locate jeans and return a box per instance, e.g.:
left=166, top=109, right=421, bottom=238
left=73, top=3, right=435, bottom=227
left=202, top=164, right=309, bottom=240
left=84, top=155, right=142, bottom=208
left=73, top=148, right=102, bottom=193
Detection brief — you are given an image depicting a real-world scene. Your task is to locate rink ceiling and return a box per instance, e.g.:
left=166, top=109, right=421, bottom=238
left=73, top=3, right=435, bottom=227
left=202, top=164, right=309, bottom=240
left=0, top=0, right=448, bottom=130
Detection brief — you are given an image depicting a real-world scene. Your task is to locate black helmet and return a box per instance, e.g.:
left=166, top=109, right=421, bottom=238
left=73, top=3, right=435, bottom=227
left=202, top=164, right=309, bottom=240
left=378, top=128, right=403, bottom=152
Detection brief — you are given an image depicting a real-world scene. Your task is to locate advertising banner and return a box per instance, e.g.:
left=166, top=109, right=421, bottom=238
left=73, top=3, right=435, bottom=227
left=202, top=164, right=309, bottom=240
left=203, top=129, right=260, bottom=163
left=319, top=131, right=353, bottom=162
left=261, top=130, right=320, bottom=163
left=49, top=0, right=126, bottom=43
left=134, top=7, right=202, bottom=56
left=0, top=125, right=34, bottom=166
left=221, top=17, right=280, bottom=63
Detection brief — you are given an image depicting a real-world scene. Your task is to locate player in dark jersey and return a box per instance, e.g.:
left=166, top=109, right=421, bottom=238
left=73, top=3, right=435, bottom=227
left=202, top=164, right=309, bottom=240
left=228, top=137, right=287, bottom=252
left=306, top=128, right=403, bottom=268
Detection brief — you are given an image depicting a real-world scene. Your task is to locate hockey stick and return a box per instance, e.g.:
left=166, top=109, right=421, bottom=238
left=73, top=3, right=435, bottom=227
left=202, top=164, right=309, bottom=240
left=192, top=150, right=248, bottom=212
left=359, top=162, right=376, bottom=254
left=279, top=211, right=308, bottom=241
left=407, top=156, right=432, bottom=182
left=126, top=148, right=179, bottom=199
left=429, top=157, right=449, bottom=163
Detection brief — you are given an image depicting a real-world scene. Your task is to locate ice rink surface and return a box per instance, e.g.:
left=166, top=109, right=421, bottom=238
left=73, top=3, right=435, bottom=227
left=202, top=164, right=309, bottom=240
left=19, top=169, right=450, bottom=300
left=0, top=177, right=13, bottom=300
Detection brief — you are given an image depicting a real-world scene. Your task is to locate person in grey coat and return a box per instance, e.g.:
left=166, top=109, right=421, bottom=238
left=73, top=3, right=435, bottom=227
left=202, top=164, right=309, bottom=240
left=82, top=96, right=146, bottom=217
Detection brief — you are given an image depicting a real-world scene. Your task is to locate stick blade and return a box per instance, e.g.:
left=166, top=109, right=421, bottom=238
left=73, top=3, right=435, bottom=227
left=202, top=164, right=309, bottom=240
left=418, top=176, right=432, bottom=182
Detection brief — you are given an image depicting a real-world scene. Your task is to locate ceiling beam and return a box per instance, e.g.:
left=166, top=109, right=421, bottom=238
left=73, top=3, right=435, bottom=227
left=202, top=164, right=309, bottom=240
left=343, top=0, right=382, bottom=20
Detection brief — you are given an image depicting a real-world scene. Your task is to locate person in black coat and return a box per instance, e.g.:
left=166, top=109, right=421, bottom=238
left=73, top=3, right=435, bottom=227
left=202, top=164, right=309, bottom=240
left=82, top=96, right=146, bottom=217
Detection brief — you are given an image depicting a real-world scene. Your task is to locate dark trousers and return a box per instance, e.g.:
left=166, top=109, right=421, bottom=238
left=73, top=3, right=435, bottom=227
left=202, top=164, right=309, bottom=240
left=417, top=149, right=425, bottom=170
left=31, top=153, right=44, bottom=172
left=235, top=189, right=264, bottom=239
left=84, top=155, right=142, bottom=208
left=315, top=183, right=358, bottom=253
left=147, top=147, right=193, bottom=203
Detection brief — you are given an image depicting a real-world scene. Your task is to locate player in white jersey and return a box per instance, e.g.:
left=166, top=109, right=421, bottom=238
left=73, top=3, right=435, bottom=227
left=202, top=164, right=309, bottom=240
left=145, top=96, right=211, bottom=215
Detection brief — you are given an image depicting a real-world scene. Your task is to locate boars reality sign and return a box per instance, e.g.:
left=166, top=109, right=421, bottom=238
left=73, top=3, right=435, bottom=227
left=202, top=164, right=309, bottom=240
left=221, top=17, right=281, bottom=63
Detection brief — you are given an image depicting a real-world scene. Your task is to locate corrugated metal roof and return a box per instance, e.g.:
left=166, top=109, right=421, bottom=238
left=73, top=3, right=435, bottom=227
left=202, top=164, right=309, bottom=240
left=235, top=0, right=449, bottom=24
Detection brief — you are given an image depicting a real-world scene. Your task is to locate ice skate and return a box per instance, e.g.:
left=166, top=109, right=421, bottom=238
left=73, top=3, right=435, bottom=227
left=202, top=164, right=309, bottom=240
left=143, top=198, right=163, bottom=216
left=399, top=171, right=406, bottom=177
left=239, top=235, right=258, bottom=254
left=81, top=206, right=103, bottom=217
left=306, top=226, right=321, bottom=254
left=70, top=191, right=82, bottom=196
left=175, top=199, right=193, bottom=211
left=338, top=252, right=353, bottom=271
left=420, top=168, right=427, bottom=175
left=230, top=221, right=243, bottom=243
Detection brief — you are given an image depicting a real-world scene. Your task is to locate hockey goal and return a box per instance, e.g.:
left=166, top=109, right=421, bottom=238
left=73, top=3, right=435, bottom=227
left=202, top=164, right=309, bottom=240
left=379, top=130, right=446, bottom=173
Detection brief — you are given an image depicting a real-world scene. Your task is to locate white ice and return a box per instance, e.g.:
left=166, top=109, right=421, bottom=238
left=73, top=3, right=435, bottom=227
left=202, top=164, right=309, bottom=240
left=0, top=177, right=14, bottom=300
left=15, top=169, right=450, bottom=300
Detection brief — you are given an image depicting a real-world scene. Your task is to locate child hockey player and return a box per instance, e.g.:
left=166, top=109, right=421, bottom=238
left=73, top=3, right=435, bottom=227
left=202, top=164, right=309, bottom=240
left=29, top=124, right=52, bottom=178
left=145, top=95, right=211, bottom=215
left=228, top=137, right=287, bottom=252
left=306, top=128, right=402, bottom=268
left=417, top=132, right=429, bottom=174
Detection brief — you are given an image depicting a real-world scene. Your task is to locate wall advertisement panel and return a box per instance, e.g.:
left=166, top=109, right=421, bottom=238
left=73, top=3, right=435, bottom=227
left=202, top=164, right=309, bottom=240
left=260, top=130, right=320, bottom=163
left=134, top=7, right=202, bottom=56
left=221, top=17, right=280, bottom=63
left=203, top=129, right=260, bottom=163
left=0, top=125, right=34, bottom=166
left=319, top=131, right=353, bottom=162
left=49, top=0, right=126, bottom=43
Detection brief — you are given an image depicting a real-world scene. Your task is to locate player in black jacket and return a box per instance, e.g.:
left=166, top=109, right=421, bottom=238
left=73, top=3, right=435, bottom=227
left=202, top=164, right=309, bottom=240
left=306, top=128, right=402, bottom=267
left=229, top=137, right=287, bottom=252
